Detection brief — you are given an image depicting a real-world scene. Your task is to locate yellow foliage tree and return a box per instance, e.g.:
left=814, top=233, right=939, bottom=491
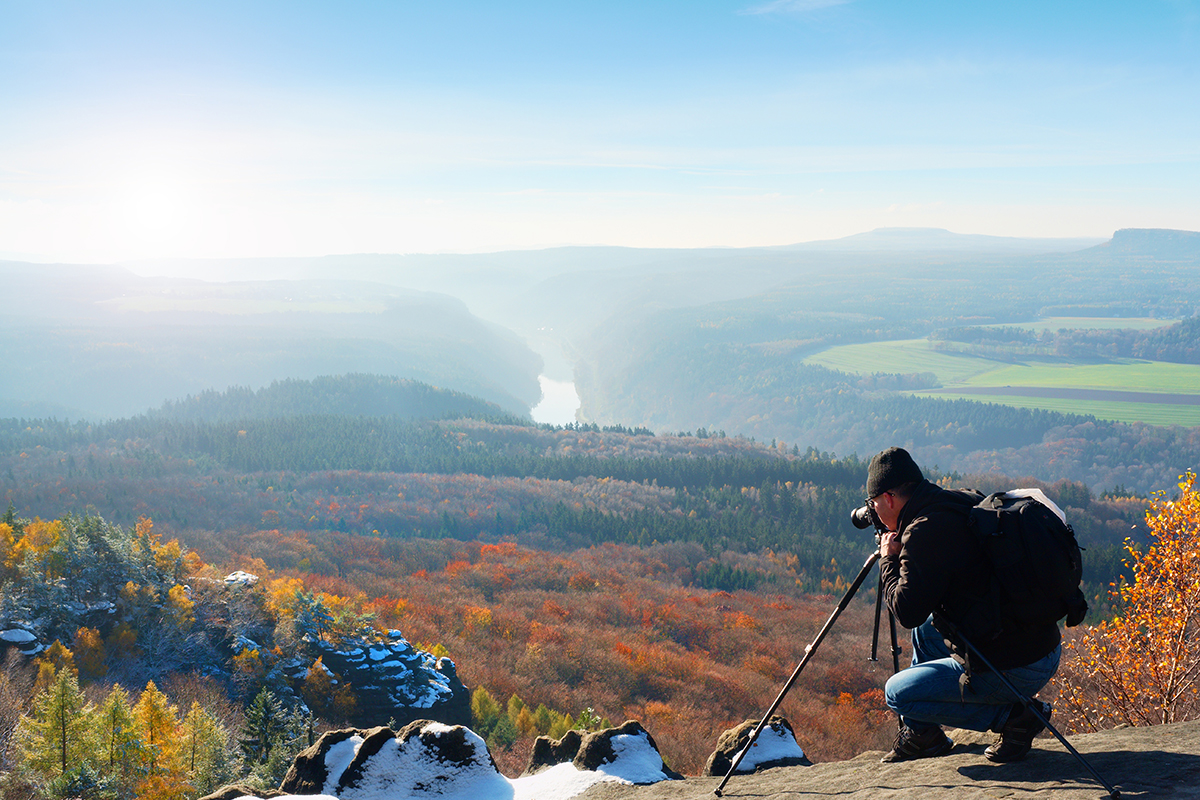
left=166, top=584, right=196, bottom=631
left=133, top=681, right=180, bottom=777
left=1058, top=472, right=1200, bottom=730
left=97, top=684, right=145, bottom=796
left=0, top=522, right=16, bottom=582
left=180, top=700, right=228, bottom=796
left=136, top=771, right=193, bottom=800
left=74, top=627, right=107, bottom=681
left=265, top=576, right=305, bottom=618
left=8, top=518, right=63, bottom=577
left=34, top=640, right=77, bottom=690
left=15, top=669, right=95, bottom=780
left=300, top=657, right=334, bottom=717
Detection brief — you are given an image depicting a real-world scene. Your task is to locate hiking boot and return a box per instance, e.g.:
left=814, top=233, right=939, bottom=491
left=986, top=701, right=1051, bottom=763
left=881, top=725, right=953, bottom=763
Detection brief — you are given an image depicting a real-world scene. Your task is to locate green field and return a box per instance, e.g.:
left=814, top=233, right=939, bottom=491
left=803, top=338, right=1200, bottom=427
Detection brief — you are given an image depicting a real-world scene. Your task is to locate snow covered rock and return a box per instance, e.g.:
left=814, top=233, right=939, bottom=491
left=280, top=727, right=392, bottom=796
left=198, top=784, right=284, bottom=800
left=525, top=729, right=585, bottom=775
left=215, top=719, right=685, bottom=800
left=529, top=720, right=683, bottom=783
left=280, top=631, right=470, bottom=729
left=702, top=716, right=810, bottom=776
left=284, top=721, right=507, bottom=800
left=225, top=570, right=260, bottom=586
left=0, top=627, right=43, bottom=655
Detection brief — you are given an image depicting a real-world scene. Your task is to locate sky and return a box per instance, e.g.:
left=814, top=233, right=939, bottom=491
left=1, top=0, right=1198, bottom=263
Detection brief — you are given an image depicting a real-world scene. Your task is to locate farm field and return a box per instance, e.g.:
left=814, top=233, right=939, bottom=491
left=803, top=337, right=1200, bottom=427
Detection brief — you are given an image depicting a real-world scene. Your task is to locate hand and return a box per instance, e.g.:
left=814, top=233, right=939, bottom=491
left=879, top=530, right=901, bottom=558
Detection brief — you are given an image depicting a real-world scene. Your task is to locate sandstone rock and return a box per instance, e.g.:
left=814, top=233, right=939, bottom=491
left=279, top=726, right=391, bottom=795
left=197, top=783, right=283, bottom=800
left=296, top=720, right=506, bottom=800
left=525, top=728, right=585, bottom=775
left=573, top=720, right=683, bottom=782
left=703, top=716, right=810, bottom=776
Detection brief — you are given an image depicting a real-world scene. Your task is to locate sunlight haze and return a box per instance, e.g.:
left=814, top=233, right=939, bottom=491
left=2, top=1, right=1198, bottom=264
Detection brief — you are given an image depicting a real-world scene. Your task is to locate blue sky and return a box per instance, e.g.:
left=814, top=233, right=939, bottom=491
left=1, top=1, right=1197, bottom=262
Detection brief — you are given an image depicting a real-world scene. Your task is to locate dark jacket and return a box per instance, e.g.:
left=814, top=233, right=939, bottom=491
left=879, top=480, right=1060, bottom=671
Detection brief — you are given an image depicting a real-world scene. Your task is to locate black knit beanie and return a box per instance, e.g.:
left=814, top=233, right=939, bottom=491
left=867, top=447, right=924, bottom=498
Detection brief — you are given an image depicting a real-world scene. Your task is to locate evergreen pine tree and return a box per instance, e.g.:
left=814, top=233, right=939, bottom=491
left=239, top=688, right=285, bottom=766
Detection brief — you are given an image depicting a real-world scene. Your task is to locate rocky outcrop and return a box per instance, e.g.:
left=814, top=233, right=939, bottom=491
left=524, top=720, right=682, bottom=782
left=279, top=727, right=392, bottom=795
left=209, top=717, right=1200, bottom=800
left=702, top=716, right=810, bottom=776
left=526, top=729, right=585, bottom=775
left=1099, top=228, right=1200, bottom=260
left=278, top=630, right=471, bottom=729
left=279, top=721, right=503, bottom=800
left=197, top=784, right=284, bottom=800
left=572, top=721, right=683, bottom=782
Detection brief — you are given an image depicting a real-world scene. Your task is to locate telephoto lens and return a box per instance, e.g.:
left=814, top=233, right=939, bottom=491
left=850, top=505, right=875, bottom=529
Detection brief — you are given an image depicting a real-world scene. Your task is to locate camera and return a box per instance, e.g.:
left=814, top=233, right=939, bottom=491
left=850, top=503, right=880, bottom=530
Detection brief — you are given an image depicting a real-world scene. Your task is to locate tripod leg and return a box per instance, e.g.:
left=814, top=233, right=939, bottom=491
left=714, top=550, right=881, bottom=797
left=888, top=609, right=902, bottom=674
left=948, top=623, right=1121, bottom=800
left=870, top=573, right=884, bottom=662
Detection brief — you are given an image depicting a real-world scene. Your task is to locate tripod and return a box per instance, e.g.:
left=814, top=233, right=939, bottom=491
left=713, top=549, right=1123, bottom=800
left=940, top=619, right=1121, bottom=799
left=714, top=548, right=899, bottom=796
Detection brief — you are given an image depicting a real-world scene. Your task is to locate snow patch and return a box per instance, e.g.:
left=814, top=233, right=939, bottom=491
left=733, top=725, right=805, bottom=772
left=224, top=570, right=259, bottom=586
left=322, top=736, right=365, bottom=795
left=594, top=731, right=674, bottom=783
left=339, top=724, right=510, bottom=800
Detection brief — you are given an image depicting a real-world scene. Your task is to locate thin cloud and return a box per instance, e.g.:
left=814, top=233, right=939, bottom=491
left=741, top=0, right=853, bottom=15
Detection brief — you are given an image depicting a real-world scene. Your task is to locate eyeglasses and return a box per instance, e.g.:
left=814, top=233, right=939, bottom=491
left=866, top=491, right=893, bottom=510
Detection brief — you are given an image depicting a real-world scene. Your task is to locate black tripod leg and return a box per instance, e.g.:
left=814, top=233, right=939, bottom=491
left=714, top=550, right=881, bottom=797
left=950, top=624, right=1121, bottom=799
left=888, top=609, right=902, bottom=674
left=870, top=573, right=884, bottom=662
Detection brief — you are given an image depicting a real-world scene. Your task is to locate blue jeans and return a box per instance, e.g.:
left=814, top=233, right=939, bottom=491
left=885, top=617, right=1061, bottom=733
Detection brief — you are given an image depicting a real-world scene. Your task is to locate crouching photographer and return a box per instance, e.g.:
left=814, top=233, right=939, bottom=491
left=865, top=447, right=1061, bottom=764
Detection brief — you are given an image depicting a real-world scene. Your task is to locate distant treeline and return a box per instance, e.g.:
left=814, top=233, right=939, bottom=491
left=932, top=316, right=1200, bottom=363
left=152, top=373, right=526, bottom=424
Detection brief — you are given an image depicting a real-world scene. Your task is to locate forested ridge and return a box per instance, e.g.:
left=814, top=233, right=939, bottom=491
left=1, top=377, right=1144, bottom=614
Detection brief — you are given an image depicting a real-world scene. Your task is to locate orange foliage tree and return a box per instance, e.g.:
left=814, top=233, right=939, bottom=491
left=1057, top=472, right=1200, bottom=730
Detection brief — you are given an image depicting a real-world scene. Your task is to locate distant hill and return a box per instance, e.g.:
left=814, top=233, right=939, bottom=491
left=1091, top=227, right=1200, bottom=260
left=783, top=227, right=1104, bottom=254
left=151, top=374, right=521, bottom=423
left=0, top=263, right=542, bottom=420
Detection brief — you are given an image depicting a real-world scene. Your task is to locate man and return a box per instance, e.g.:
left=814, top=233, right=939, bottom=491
left=869, top=447, right=1061, bottom=764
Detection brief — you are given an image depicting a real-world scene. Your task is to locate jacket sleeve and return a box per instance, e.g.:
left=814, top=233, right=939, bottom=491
left=880, top=513, right=961, bottom=630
